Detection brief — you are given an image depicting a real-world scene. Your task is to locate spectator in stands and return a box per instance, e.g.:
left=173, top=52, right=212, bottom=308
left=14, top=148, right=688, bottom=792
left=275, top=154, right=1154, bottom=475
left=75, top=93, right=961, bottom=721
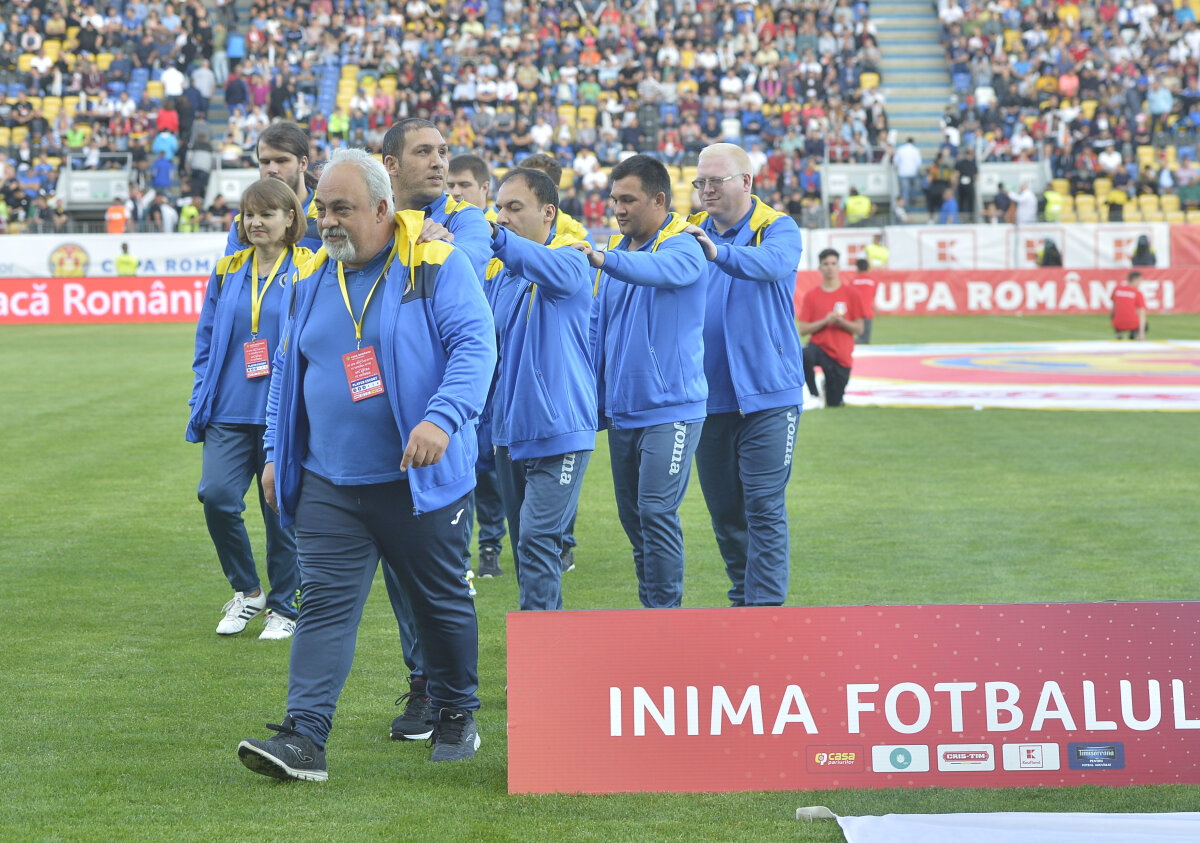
left=937, top=188, right=959, bottom=224
left=1131, top=235, right=1156, bottom=267
left=894, top=137, right=922, bottom=209
left=1009, top=182, right=1038, bottom=225
left=845, top=186, right=872, bottom=226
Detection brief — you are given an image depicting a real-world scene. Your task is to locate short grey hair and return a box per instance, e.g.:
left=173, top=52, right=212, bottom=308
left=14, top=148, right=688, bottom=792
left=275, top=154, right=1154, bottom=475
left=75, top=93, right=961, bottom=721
left=325, top=147, right=395, bottom=216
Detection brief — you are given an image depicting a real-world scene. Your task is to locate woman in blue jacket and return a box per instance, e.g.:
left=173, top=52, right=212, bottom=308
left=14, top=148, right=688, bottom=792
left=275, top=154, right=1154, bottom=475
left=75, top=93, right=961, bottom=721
left=187, top=178, right=313, bottom=640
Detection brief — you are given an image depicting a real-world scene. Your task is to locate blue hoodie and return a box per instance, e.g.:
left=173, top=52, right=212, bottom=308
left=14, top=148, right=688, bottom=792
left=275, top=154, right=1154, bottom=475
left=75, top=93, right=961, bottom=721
left=690, top=197, right=807, bottom=415
left=590, top=212, right=708, bottom=430
left=423, top=192, right=492, bottom=283
left=487, top=224, right=596, bottom=460
left=264, top=211, right=496, bottom=524
left=186, top=244, right=312, bottom=443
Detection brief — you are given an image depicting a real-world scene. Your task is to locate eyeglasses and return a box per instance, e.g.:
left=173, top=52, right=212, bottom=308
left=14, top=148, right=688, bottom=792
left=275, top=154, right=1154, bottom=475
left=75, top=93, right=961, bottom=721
left=691, top=173, right=747, bottom=190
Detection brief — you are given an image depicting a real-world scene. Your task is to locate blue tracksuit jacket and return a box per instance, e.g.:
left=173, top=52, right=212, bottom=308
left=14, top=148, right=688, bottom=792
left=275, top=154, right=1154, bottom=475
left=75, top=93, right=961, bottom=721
left=487, top=224, right=596, bottom=460
left=186, top=244, right=312, bottom=442
left=689, top=197, right=807, bottom=414
left=264, top=210, right=497, bottom=525
left=590, top=212, right=708, bottom=430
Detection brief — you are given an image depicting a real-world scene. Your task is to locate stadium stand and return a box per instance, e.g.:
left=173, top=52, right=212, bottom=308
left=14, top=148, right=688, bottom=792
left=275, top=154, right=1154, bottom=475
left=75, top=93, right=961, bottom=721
left=0, top=0, right=1191, bottom=232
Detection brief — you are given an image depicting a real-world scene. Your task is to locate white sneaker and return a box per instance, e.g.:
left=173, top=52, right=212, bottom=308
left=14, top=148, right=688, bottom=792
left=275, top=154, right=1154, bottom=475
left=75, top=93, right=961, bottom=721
left=258, top=611, right=296, bottom=640
left=216, top=590, right=267, bottom=635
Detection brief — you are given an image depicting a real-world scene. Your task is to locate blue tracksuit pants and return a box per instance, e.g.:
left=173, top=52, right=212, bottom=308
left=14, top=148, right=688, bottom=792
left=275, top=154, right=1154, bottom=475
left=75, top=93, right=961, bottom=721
left=286, top=471, right=478, bottom=747
left=494, top=447, right=591, bottom=610
left=695, top=406, right=799, bottom=606
left=383, top=469, right=502, bottom=679
left=608, top=420, right=703, bottom=608
left=197, top=422, right=298, bottom=619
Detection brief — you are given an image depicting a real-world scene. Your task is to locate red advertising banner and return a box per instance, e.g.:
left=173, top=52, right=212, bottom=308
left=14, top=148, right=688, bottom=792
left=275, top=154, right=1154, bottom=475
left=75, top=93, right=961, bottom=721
left=0, top=276, right=208, bottom=324
left=793, top=269, right=1197, bottom=316
left=507, top=603, right=1200, bottom=794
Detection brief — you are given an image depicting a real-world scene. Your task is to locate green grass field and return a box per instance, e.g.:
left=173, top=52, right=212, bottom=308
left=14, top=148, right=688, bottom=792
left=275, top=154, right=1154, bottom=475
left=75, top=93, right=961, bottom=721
left=2, top=315, right=1198, bottom=840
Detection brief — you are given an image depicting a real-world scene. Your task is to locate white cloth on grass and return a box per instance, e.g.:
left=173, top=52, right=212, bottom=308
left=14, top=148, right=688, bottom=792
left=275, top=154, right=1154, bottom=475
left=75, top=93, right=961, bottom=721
left=797, top=810, right=1200, bottom=842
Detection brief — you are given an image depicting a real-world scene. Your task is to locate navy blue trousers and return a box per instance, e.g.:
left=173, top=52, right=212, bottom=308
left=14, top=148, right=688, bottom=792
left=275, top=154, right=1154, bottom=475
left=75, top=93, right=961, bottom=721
left=695, top=406, right=798, bottom=606
left=608, top=420, right=703, bottom=608
left=494, top=447, right=591, bottom=610
left=197, top=423, right=298, bottom=618
left=286, top=471, right=478, bottom=747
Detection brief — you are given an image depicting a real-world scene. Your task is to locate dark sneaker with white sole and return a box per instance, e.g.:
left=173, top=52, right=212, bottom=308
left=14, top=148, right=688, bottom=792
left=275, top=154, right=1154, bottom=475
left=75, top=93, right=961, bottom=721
left=238, top=717, right=327, bottom=782
left=391, top=677, right=433, bottom=740
left=477, top=543, right=502, bottom=577
left=429, top=708, right=481, bottom=762
left=560, top=547, right=575, bottom=573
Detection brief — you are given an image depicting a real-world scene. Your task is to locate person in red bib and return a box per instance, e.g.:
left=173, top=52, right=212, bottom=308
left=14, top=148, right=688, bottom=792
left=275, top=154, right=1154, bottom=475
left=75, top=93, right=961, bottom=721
left=849, top=256, right=877, bottom=344
left=798, top=248, right=864, bottom=407
left=1112, top=271, right=1148, bottom=341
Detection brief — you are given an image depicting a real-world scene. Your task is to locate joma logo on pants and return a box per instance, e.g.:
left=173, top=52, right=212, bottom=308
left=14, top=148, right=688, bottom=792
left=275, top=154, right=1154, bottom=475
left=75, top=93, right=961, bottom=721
left=559, top=452, right=577, bottom=485
left=668, top=422, right=688, bottom=475
left=784, top=412, right=797, bottom=466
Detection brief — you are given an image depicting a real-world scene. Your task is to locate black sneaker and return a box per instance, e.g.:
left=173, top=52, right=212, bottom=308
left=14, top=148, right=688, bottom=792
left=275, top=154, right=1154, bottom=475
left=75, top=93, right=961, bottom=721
left=390, top=677, right=433, bottom=740
left=560, top=546, right=575, bottom=573
left=478, top=543, right=502, bottom=578
left=429, top=708, right=481, bottom=762
left=237, top=717, right=327, bottom=782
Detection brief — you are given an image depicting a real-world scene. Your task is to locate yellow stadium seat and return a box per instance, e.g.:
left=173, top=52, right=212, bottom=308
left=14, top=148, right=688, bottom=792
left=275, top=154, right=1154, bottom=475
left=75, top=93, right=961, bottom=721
left=27, top=96, right=40, bottom=109
left=0, top=127, right=10, bottom=147
left=1080, top=99, right=1098, bottom=120
left=577, top=105, right=597, bottom=128
left=1058, top=208, right=1077, bottom=223
left=46, top=156, right=61, bottom=168
left=1188, top=210, right=1200, bottom=224
left=338, top=79, right=357, bottom=93
left=860, top=72, right=880, bottom=90
left=1167, top=210, right=1186, bottom=224
left=63, top=95, right=79, bottom=117
left=559, top=168, right=576, bottom=190
left=17, top=53, right=34, bottom=72
left=335, top=93, right=353, bottom=110
left=379, top=76, right=398, bottom=95
left=66, top=25, right=79, bottom=43
left=681, top=165, right=698, bottom=184
left=1137, top=145, right=1156, bottom=168
left=1059, top=194, right=1074, bottom=211
left=11, top=125, right=28, bottom=145
left=1074, top=194, right=1096, bottom=215
left=1077, top=211, right=1099, bottom=223
left=1138, top=193, right=1160, bottom=211
left=1052, top=178, right=1070, bottom=196
left=1167, top=145, right=1179, bottom=168
left=145, top=80, right=164, bottom=100
left=1093, top=178, right=1112, bottom=200
left=1122, top=205, right=1143, bottom=222
left=1162, top=194, right=1181, bottom=214
left=1142, top=210, right=1164, bottom=222
left=557, top=104, right=577, bottom=125
left=96, top=52, right=113, bottom=71
left=43, top=40, right=61, bottom=61
left=493, top=167, right=508, bottom=182
left=341, top=64, right=360, bottom=79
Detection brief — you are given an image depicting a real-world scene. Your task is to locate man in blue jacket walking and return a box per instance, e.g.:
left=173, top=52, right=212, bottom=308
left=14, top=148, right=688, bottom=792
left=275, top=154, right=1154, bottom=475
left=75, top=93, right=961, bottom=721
left=487, top=167, right=596, bottom=611
left=576, top=154, right=708, bottom=609
left=685, top=143, right=806, bottom=607
left=236, top=148, right=495, bottom=780
left=380, top=119, right=495, bottom=742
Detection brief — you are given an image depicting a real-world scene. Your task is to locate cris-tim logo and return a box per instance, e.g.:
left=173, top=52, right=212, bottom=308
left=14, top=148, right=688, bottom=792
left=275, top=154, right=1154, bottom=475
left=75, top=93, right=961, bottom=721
left=807, top=746, right=864, bottom=773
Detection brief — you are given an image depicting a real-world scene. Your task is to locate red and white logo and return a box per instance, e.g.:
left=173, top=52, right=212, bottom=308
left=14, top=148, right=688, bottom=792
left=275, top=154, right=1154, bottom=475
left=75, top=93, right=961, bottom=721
left=1002, top=743, right=1061, bottom=771
left=937, top=743, right=995, bottom=771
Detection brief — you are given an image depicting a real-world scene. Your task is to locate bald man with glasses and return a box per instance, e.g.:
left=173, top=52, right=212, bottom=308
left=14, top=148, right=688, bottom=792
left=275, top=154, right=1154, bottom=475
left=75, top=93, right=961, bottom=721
left=684, top=143, right=806, bottom=608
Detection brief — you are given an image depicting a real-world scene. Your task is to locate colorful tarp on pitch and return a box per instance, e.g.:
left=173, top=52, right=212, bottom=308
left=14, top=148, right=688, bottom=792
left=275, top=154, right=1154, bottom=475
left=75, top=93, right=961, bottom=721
left=846, top=341, right=1200, bottom=411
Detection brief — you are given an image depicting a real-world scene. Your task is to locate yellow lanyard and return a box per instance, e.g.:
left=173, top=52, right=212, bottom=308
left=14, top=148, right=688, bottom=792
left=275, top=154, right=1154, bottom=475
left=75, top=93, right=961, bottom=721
left=250, top=247, right=289, bottom=338
left=337, top=240, right=398, bottom=349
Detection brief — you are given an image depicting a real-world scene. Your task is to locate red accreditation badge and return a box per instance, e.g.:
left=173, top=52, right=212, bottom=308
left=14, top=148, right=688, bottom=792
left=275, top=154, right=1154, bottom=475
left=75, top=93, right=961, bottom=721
left=343, top=346, right=385, bottom=402
left=244, top=339, right=271, bottom=379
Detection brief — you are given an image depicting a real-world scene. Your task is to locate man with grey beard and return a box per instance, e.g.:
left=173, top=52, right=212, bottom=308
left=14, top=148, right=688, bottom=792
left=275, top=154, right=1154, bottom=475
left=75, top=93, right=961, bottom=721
left=236, top=148, right=496, bottom=780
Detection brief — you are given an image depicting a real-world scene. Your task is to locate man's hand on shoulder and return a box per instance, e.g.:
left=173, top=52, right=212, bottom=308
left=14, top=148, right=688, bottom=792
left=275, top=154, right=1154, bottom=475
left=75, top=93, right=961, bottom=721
left=571, top=240, right=605, bottom=268
left=684, top=223, right=718, bottom=261
left=417, top=218, right=454, bottom=245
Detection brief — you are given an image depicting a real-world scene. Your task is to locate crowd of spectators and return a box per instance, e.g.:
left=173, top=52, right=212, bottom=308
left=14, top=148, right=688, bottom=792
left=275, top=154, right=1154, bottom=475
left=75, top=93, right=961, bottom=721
left=921, top=0, right=1200, bottom=221
left=1, top=0, right=893, bottom=232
